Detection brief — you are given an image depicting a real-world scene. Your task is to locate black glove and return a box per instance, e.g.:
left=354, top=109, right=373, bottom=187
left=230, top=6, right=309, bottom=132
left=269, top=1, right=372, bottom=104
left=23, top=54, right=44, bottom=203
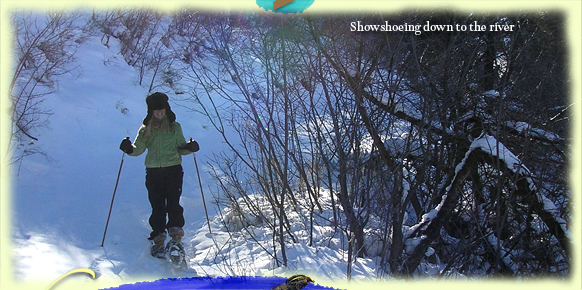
left=120, top=137, right=133, bottom=154
left=180, top=138, right=199, bottom=152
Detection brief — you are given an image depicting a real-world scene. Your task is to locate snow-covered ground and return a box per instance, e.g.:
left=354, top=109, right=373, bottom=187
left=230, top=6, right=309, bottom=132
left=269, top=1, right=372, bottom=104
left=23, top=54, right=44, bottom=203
left=7, top=29, right=376, bottom=290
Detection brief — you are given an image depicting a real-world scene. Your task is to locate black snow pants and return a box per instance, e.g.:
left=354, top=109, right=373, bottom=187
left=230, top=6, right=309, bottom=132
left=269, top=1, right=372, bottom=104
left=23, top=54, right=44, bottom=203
left=145, top=164, right=185, bottom=240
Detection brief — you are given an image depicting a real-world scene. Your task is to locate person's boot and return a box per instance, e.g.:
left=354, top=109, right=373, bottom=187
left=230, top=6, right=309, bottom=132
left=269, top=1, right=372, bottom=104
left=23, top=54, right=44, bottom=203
left=149, top=232, right=167, bottom=259
left=166, top=227, right=185, bottom=265
left=168, top=227, right=184, bottom=241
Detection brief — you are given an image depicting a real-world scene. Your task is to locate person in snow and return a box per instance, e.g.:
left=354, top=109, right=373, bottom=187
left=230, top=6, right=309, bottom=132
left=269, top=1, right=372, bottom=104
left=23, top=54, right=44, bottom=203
left=119, top=92, right=199, bottom=259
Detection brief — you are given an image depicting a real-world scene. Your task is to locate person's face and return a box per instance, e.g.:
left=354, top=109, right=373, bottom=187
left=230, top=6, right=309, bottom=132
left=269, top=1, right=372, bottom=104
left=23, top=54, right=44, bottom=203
left=153, top=108, right=166, bottom=120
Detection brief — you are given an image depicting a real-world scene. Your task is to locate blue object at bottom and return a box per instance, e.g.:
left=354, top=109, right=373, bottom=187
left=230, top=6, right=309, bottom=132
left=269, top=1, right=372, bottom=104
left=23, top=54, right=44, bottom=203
left=101, top=275, right=338, bottom=290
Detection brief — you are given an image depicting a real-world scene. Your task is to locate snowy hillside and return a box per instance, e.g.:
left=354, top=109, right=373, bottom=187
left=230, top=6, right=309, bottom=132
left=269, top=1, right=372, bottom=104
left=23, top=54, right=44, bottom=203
left=9, top=23, right=372, bottom=290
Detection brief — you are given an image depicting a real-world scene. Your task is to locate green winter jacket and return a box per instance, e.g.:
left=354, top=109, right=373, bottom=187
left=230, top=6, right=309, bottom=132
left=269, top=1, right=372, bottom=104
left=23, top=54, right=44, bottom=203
left=129, top=122, right=191, bottom=168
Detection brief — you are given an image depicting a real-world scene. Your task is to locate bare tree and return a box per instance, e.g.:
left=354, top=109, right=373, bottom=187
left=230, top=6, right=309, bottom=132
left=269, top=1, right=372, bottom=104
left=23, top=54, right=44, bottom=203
left=9, top=11, right=85, bottom=165
left=307, top=12, right=569, bottom=277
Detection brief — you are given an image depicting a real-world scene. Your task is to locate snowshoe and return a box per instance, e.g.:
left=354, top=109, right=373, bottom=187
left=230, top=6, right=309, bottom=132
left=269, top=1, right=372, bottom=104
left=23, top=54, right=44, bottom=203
left=165, top=239, right=186, bottom=267
left=150, top=241, right=166, bottom=259
left=149, top=233, right=167, bottom=259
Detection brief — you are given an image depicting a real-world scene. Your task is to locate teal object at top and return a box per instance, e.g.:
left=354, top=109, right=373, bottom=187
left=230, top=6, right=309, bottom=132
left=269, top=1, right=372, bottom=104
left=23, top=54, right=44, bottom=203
left=256, top=0, right=315, bottom=14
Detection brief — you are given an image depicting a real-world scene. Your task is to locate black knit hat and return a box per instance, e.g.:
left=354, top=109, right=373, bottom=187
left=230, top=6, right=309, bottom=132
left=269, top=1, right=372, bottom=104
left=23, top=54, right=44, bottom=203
left=143, top=92, right=176, bottom=125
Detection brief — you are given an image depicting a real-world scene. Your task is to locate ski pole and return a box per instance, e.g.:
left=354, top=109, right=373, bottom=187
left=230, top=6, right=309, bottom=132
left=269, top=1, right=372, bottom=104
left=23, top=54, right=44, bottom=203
left=191, top=139, right=212, bottom=233
left=101, top=149, right=126, bottom=247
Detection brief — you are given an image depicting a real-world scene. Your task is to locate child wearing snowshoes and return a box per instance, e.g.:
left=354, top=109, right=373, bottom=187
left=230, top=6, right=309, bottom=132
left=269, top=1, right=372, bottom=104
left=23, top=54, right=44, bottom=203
left=119, top=92, right=199, bottom=262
